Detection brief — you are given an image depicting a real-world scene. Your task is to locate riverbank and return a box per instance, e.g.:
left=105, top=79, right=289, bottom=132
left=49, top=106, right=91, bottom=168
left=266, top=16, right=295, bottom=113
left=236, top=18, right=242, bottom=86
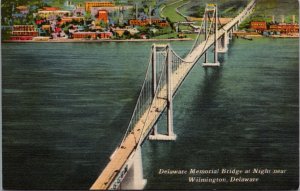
left=233, top=31, right=299, bottom=38
left=2, top=38, right=193, bottom=43
left=239, top=34, right=299, bottom=38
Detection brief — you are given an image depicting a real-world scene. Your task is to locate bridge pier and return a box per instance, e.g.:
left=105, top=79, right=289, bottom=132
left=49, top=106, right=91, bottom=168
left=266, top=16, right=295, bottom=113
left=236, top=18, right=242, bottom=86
left=234, top=24, right=238, bottom=31
left=218, top=32, right=229, bottom=53
left=120, top=146, right=147, bottom=190
left=228, top=29, right=233, bottom=40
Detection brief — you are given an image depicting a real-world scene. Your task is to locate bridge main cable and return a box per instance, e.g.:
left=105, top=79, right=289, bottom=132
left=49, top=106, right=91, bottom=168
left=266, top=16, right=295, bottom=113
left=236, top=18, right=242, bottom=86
left=90, top=0, right=256, bottom=189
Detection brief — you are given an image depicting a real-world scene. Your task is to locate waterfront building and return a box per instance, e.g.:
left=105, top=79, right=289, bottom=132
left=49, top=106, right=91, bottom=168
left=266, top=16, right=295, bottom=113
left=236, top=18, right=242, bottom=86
left=85, top=2, right=115, bottom=12
left=10, top=25, right=38, bottom=40
left=72, top=31, right=112, bottom=39
left=98, top=32, right=112, bottom=38
left=72, top=32, right=97, bottom=39
left=250, top=21, right=267, bottom=33
left=10, top=36, right=34, bottom=40
left=269, top=23, right=299, bottom=33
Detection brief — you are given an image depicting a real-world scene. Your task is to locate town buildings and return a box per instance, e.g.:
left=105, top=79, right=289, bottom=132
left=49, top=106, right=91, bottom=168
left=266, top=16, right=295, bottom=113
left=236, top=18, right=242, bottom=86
left=250, top=21, right=299, bottom=34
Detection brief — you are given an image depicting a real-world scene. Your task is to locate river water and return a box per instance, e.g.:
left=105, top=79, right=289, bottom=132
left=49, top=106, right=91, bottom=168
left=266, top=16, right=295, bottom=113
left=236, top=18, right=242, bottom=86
left=2, top=38, right=299, bottom=190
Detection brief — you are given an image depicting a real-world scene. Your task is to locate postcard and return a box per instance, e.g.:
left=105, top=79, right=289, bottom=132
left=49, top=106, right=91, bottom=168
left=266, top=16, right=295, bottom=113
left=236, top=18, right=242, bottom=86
left=2, top=0, right=299, bottom=190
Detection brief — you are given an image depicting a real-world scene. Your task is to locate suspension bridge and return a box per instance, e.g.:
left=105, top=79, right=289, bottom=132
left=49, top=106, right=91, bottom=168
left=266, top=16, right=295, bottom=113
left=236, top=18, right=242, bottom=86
left=91, top=0, right=256, bottom=190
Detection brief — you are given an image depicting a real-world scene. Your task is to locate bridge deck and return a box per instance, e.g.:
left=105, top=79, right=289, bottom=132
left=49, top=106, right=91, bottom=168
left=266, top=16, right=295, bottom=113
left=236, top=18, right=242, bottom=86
left=90, top=0, right=256, bottom=189
left=90, top=60, right=194, bottom=189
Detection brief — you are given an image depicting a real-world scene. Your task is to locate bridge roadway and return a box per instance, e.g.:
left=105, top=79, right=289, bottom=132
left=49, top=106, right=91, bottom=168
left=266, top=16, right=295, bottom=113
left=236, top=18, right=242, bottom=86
left=90, top=0, right=256, bottom=189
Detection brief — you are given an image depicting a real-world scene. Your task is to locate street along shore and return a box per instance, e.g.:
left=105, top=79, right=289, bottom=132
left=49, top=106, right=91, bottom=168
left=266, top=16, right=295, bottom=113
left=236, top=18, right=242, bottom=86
left=2, top=38, right=193, bottom=43
left=3, top=32, right=299, bottom=43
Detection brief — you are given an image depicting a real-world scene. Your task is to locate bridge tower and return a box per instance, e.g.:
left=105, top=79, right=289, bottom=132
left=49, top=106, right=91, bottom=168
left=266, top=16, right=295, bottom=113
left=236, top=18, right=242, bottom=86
left=149, top=44, right=177, bottom=141
left=203, top=4, right=220, bottom=67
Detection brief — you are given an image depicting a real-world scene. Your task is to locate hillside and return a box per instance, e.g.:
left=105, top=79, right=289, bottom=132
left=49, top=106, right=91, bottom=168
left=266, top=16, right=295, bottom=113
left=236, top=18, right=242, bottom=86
left=180, top=0, right=298, bottom=21
left=252, top=0, right=299, bottom=22
left=180, top=0, right=251, bottom=18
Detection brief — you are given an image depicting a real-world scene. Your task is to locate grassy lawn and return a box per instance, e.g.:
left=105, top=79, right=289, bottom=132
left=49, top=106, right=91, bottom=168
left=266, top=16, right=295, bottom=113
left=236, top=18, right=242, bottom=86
left=152, top=32, right=178, bottom=39
left=153, top=32, right=198, bottom=40
left=160, top=0, right=189, bottom=22
left=251, top=0, right=299, bottom=22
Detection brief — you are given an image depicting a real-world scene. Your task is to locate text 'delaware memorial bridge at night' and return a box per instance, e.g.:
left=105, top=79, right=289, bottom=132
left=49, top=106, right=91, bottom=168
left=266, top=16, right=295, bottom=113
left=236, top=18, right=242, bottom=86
left=90, top=0, right=257, bottom=189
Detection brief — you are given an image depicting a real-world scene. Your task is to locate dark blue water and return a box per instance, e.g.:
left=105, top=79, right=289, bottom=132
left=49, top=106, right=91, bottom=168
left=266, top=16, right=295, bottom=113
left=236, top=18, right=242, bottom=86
left=2, top=38, right=299, bottom=190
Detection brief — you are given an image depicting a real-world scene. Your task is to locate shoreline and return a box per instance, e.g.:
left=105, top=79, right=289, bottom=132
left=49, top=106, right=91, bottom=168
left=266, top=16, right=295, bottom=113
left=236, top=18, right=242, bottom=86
left=2, top=34, right=299, bottom=43
left=2, top=38, right=193, bottom=43
left=233, top=31, right=299, bottom=38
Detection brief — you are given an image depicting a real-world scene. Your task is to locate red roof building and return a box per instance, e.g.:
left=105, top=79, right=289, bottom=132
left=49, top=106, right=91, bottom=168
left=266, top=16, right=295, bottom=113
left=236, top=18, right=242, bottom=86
left=129, top=19, right=169, bottom=27
left=250, top=21, right=267, bottom=32
left=72, top=32, right=112, bottom=39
